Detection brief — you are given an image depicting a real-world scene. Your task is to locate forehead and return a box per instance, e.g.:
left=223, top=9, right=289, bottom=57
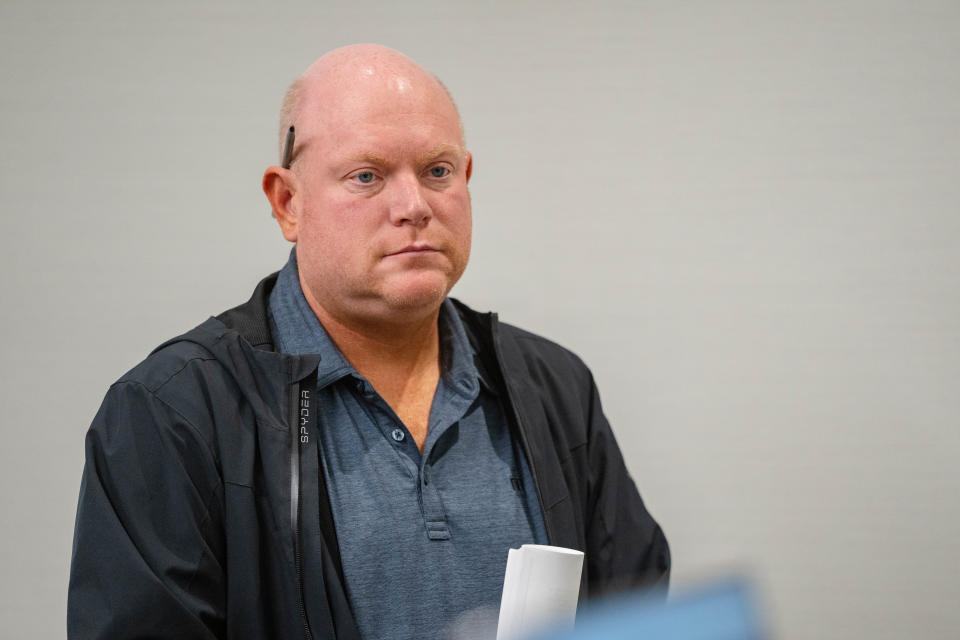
left=299, top=70, right=464, bottom=162
left=326, top=123, right=463, bottom=166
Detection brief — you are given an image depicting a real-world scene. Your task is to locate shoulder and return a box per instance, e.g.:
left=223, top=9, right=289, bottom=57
left=96, top=318, right=241, bottom=457
left=112, top=318, right=233, bottom=408
left=498, top=321, right=593, bottom=384
left=116, top=328, right=220, bottom=395
left=496, top=318, right=590, bottom=370
left=452, top=298, right=597, bottom=403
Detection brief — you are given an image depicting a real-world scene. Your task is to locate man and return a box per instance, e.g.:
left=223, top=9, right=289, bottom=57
left=68, top=44, right=669, bottom=639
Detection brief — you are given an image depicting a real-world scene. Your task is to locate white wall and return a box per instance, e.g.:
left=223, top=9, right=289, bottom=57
left=1, top=1, right=957, bottom=637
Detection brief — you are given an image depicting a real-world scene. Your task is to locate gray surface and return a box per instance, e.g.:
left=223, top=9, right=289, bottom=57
left=1, top=1, right=958, bottom=638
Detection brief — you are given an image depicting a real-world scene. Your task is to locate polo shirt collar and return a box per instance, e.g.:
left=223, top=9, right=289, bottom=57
left=268, top=248, right=483, bottom=397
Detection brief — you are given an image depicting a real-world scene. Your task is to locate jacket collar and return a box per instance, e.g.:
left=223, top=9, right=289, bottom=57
left=216, top=272, right=281, bottom=351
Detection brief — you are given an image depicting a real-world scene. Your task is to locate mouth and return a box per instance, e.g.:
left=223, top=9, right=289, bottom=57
left=386, top=243, right=439, bottom=257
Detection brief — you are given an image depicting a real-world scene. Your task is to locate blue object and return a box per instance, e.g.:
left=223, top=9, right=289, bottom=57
left=535, top=579, right=764, bottom=640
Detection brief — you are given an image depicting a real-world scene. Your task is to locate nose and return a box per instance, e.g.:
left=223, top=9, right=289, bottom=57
left=388, top=172, right=432, bottom=227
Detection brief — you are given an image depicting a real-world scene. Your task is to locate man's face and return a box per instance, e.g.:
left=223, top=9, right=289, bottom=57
left=290, top=75, right=472, bottom=326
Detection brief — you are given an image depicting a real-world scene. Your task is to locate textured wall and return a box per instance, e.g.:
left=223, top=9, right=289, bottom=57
left=1, top=2, right=957, bottom=637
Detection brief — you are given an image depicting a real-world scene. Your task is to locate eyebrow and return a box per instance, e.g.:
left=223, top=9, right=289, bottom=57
left=343, top=144, right=464, bottom=168
left=346, top=151, right=392, bottom=167
left=414, top=144, right=464, bottom=165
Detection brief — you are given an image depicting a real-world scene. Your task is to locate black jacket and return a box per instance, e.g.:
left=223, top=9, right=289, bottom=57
left=68, top=273, right=669, bottom=639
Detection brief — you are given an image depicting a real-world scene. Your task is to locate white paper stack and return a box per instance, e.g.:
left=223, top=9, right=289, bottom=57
left=495, top=544, right=584, bottom=640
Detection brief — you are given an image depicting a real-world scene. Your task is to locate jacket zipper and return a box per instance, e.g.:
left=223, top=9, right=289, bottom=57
left=289, top=380, right=313, bottom=640
left=490, top=315, right=550, bottom=543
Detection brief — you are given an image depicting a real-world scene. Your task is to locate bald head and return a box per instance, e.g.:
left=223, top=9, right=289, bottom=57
left=278, top=44, right=464, bottom=163
left=262, top=43, right=474, bottom=332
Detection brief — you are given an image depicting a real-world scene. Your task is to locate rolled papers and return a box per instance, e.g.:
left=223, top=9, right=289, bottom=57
left=496, top=544, right=584, bottom=640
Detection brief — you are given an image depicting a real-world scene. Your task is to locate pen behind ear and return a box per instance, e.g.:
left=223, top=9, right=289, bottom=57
left=270, top=125, right=296, bottom=218
left=281, top=125, right=295, bottom=169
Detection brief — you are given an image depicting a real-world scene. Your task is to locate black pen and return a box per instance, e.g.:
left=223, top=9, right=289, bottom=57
left=269, top=126, right=296, bottom=218
left=281, top=125, right=295, bottom=169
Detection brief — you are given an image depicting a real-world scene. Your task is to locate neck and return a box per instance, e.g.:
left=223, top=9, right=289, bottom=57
left=298, top=277, right=442, bottom=387
left=318, top=304, right=441, bottom=379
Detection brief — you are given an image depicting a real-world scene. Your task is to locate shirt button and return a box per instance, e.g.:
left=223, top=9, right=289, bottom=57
left=391, top=428, right=405, bottom=442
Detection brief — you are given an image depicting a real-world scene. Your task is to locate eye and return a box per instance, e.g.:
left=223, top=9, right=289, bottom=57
left=428, top=165, right=450, bottom=178
left=355, top=171, right=376, bottom=184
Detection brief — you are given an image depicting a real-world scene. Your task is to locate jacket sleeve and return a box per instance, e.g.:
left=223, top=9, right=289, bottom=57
left=583, top=373, right=670, bottom=597
left=68, top=380, right=226, bottom=639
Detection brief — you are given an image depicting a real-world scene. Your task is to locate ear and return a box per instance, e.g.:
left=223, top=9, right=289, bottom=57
left=263, top=166, right=299, bottom=242
left=464, top=151, right=473, bottom=182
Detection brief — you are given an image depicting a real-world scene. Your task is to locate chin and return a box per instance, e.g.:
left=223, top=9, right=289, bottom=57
left=385, top=287, right=447, bottom=313
left=380, top=275, right=453, bottom=314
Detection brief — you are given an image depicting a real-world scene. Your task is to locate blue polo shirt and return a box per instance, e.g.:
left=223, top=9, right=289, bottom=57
left=268, top=250, right=547, bottom=640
